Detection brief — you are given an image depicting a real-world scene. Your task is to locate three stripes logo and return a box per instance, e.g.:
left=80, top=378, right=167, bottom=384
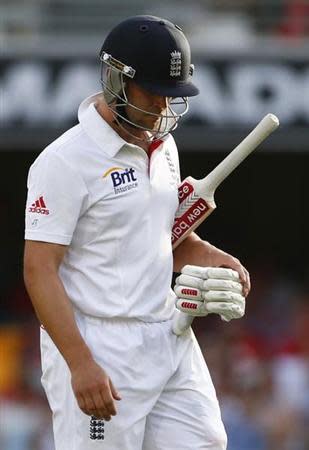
left=28, top=196, right=50, bottom=215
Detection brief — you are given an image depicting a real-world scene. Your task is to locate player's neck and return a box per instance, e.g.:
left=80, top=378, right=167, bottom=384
left=95, top=98, right=150, bottom=153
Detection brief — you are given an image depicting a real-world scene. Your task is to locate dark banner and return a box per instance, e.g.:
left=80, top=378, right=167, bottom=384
left=1, top=55, right=308, bottom=151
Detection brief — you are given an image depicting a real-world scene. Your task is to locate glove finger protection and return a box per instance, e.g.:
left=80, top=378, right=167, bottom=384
left=174, top=284, right=204, bottom=300
left=175, top=292, right=245, bottom=319
left=203, top=290, right=245, bottom=305
left=181, top=265, right=240, bottom=281
left=174, top=266, right=246, bottom=320
left=207, top=302, right=245, bottom=321
left=205, top=292, right=245, bottom=321
left=175, top=274, right=207, bottom=290
left=175, top=298, right=208, bottom=316
left=175, top=277, right=243, bottom=295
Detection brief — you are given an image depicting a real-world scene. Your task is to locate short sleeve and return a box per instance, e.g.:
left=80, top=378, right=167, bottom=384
left=25, top=150, right=88, bottom=245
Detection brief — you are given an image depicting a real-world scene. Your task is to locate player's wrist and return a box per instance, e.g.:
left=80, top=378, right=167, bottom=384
left=203, top=243, right=231, bottom=267
left=191, top=240, right=219, bottom=267
left=66, top=344, right=94, bottom=372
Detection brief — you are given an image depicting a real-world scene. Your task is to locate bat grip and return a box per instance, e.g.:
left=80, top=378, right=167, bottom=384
left=172, top=310, right=194, bottom=335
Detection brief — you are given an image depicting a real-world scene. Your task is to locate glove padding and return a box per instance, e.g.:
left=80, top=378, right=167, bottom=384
left=174, top=265, right=246, bottom=322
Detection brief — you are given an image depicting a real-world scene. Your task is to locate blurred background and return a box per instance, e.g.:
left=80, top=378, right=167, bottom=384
left=1, top=1, right=309, bottom=449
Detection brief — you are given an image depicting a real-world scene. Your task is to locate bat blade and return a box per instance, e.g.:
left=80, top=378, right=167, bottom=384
left=172, top=113, right=280, bottom=335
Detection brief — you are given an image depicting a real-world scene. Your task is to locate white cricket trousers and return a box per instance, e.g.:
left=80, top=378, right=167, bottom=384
left=40, top=312, right=227, bottom=450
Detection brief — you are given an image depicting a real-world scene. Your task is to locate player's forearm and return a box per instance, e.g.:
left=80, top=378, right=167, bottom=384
left=24, top=266, right=93, bottom=370
left=173, top=232, right=226, bottom=273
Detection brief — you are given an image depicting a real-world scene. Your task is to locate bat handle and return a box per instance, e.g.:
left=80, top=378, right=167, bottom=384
left=172, top=310, right=194, bottom=335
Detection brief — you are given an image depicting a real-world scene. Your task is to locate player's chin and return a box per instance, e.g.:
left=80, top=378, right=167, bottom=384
left=148, top=117, right=163, bottom=131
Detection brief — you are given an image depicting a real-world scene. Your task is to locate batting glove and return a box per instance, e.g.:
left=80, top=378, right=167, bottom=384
left=174, top=265, right=246, bottom=322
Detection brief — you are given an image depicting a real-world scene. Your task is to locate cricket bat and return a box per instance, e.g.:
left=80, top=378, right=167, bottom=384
left=172, top=113, right=280, bottom=335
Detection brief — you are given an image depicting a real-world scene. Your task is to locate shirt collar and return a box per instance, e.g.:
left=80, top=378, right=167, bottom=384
left=78, top=92, right=127, bottom=157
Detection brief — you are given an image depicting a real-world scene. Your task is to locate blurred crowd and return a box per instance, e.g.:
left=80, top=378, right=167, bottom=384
left=210, top=0, right=309, bottom=38
left=1, top=0, right=309, bottom=50
left=195, top=265, right=309, bottom=450
left=0, top=265, right=308, bottom=450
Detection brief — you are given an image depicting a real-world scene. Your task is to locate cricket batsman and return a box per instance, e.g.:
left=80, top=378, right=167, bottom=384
left=24, top=15, right=250, bottom=450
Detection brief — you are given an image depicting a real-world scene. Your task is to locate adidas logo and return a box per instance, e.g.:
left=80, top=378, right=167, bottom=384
left=28, top=196, right=50, bottom=215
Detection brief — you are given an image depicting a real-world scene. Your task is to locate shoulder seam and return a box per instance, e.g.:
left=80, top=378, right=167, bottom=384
left=51, top=126, right=84, bottom=154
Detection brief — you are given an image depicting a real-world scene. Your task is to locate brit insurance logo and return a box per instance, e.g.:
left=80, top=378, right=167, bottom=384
left=103, top=167, right=138, bottom=194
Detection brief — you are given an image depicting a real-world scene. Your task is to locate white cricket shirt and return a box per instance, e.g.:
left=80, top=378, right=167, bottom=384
left=25, top=93, right=181, bottom=321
